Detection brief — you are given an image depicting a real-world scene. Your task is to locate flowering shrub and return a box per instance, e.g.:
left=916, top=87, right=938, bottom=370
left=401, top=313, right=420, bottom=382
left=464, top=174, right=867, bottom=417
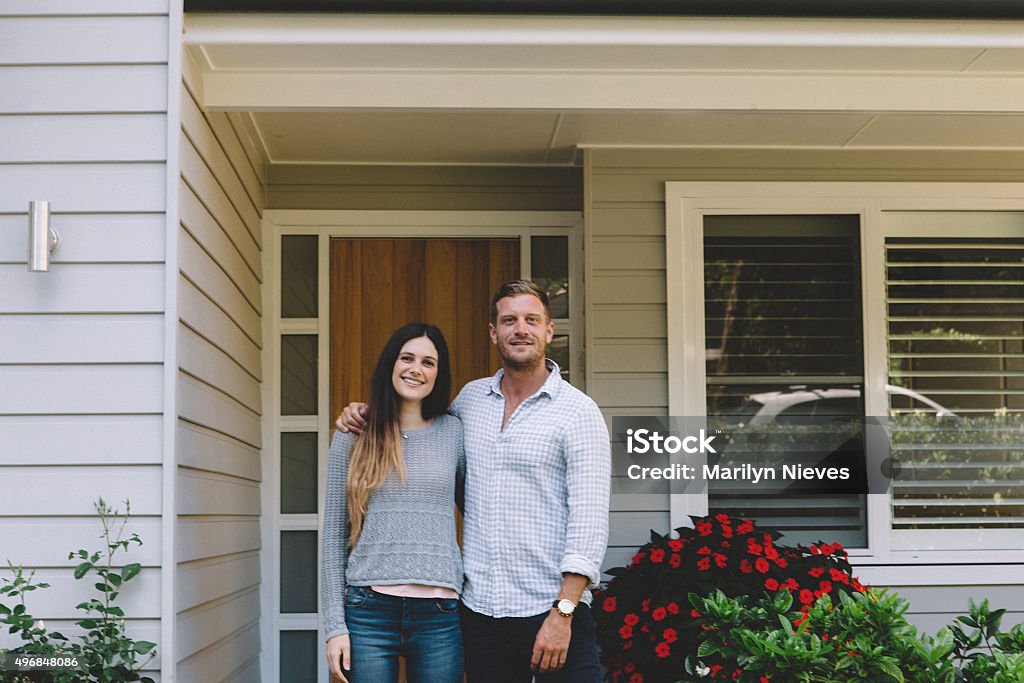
left=593, top=514, right=865, bottom=682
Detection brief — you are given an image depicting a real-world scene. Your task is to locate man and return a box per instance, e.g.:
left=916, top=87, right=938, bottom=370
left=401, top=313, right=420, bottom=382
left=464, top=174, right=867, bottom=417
left=337, top=280, right=610, bottom=682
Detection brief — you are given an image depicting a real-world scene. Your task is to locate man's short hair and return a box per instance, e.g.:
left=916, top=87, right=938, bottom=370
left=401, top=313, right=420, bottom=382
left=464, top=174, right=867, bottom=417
left=490, top=279, right=551, bottom=323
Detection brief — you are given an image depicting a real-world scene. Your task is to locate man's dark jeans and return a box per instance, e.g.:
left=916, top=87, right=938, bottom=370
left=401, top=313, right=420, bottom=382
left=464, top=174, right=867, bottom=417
left=461, top=603, right=602, bottom=682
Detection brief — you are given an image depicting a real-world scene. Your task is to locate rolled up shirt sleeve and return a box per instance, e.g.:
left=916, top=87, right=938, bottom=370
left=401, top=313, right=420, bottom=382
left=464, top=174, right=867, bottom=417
left=558, top=400, right=611, bottom=589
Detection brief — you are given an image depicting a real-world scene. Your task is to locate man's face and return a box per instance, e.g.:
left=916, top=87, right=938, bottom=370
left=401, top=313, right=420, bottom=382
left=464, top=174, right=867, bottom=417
left=489, top=294, right=554, bottom=371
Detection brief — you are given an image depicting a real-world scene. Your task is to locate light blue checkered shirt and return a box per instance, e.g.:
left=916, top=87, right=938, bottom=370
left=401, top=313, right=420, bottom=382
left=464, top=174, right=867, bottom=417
left=451, top=359, right=611, bottom=618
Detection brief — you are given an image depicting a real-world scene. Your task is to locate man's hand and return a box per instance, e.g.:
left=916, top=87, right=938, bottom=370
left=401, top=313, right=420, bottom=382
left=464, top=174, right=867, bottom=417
left=335, top=402, right=369, bottom=434
left=326, top=634, right=351, bottom=682
left=530, top=611, right=572, bottom=674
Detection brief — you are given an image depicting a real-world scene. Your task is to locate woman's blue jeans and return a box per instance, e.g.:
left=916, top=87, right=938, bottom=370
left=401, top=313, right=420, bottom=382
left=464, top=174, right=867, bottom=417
left=344, top=586, right=464, bottom=683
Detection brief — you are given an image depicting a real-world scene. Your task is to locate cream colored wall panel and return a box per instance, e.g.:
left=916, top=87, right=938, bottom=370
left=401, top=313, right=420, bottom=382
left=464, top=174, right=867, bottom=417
left=176, top=552, right=260, bottom=613
left=590, top=375, right=668, bottom=408
left=0, top=365, right=162, bottom=415
left=175, top=622, right=260, bottom=683
left=0, top=315, right=162, bottom=363
left=17, top=569, right=159, bottom=619
left=0, top=115, right=166, bottom=163
left=267, top=186, right=580, bottom=212
left=591, top=207, right=665, bottom=237
left=177, top=422, right=261, bottom=482
left=603, top=547, right=639, bottom=574
left=179, top=232, right=261, bottom=339
left=0, top=415, right=162, bottom=465
left=178, top=278, right=262, bottom=378
left=181, top=139, right=261, bottom=250
left=0, top=1, right=167, bottom=14
left=208, top=111, right=265, bottom=212
left=0, top=517, right=160, bottom=566
left=176, top=470, right=260, bottom=517
left=591, top=275, right=666, bottom=304
left=0, top=466, right=161, bottom=515
left=0, top=214, right=164, bottom=264
left=179, top=326, right=261, bottom=414
left=591, top=172, right=669, bottom=204
left=609, top=510, right=671, bottom=546
left=0, top=65, right=167, bottom=114
left=592, top=307, right=667, bottom=338
left=176, top=518, right=261, bottom=563
left=591, top=341, right=667, bottom=373
left=0, top=164, right=165, bottom=212
left=178, top=374, right=261, bottom=449
left=175, top=588, right=260, bottom=661
left=222, top=659, right=260, bottom=683
left=0, top=16, right=167, bottom=64
left=227, top=112, right=268, bottom=186
left=592, top=240, right=666, bottom=270
left=0, top=264, right=164, bottom=313
left=179, top=184, right=262, bottom=282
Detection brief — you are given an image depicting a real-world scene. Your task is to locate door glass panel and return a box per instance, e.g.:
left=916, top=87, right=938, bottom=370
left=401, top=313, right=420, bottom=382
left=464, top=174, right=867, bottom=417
left=282, top=235, right=318, bottom=318
left=280, top=531, right=317, bottom=613
left=282, top=335, right=318, bottom=416
left=279, top=630, right=318, bottom=683
left=281, top=432, right=318, bottom=514
left=531, top=236, right=569, bottom=318
left=548, top=334, right=570, bottom=382
left=704, top=215, right=867, bottom=547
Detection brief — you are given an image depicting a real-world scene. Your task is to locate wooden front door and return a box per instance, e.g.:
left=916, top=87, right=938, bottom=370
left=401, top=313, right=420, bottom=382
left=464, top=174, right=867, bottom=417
left=330, top=238, right=520, bottom=419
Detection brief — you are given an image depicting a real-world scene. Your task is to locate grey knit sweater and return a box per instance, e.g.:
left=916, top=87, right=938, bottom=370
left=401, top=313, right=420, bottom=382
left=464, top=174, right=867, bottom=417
left=321, top=413, right=465, bottom=639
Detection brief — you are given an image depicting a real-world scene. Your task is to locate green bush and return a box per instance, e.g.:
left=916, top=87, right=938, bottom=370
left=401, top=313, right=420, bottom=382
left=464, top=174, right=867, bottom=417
left=0, top=499, right=156, bottom=683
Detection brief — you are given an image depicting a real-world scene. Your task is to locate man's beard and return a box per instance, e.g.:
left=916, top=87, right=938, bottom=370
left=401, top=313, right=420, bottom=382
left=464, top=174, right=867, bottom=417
left=499, top=339, right=546, bottom=371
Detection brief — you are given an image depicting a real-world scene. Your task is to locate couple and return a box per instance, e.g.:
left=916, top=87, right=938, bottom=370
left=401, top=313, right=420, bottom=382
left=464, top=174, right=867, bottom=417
left=321, top=280, right=611, bottom=682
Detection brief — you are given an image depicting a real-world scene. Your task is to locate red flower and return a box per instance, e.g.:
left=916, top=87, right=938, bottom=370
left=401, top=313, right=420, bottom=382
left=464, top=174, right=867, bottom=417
left=630, top=552, right=646, bottom=566
left=755, top=557, right=769, bottom=573
left=747, top=542, right=763, bottom=556
left=666, top=602, right=680, bottom=615
left=641, top=598, right=651, bottom=612
left=799, top=589, right=814, bottom=605
left=732, top=670, right=742, bottom=681
left=696, top=521, right=713, bottom=536
left=830, top=568, right=850, bottom=583
left=761, top=677, right=770, bottom=683
left=663, top=627, right=678, bottom=643
left=774, top=556, right=788, bottom=569
left=764, top=546, right=779, bottom=560
left=737, top=520, right=754, bottom=534
left=655, top=642, right=671, bottom=658
left=784, top=578, right=799, bottom=590
left=710, top=664, right=723, bottom=677
left=624, top=613, right=639, bottom=626
left=698, top=545, right=712, bottom=555
left=649, top=548, right=665, bottom=563
left=625, top=663, right=635, bottom=673
left=691, top=609, right=701, bottom=618
left=808, top=567, right=825, bottom=578
left=715, top=513, right=730, bottom=524
left=739, top=559, right=753, bottom=574
left=652, top=607, right=667, bottom=621
left=714, top=553, right=729, bottom=569
left=764, top=578, right=780, bottom=591
left=668, top=539, right=684, bottom=552
left=819, top=580, right=833, bottom=594
left=619, top=625, right=633, bottom=640
left=697, top=558, right=711, bottom=571
left=630, top=674, right=643, bottom=683
left=604, top=597, right=618, bottom=612
left=669, top=554, right=681, bottom=568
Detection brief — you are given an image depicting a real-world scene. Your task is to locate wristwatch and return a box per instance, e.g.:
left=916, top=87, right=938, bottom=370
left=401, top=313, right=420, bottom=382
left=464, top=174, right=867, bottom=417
left=553, top=598, right=576, bottom=617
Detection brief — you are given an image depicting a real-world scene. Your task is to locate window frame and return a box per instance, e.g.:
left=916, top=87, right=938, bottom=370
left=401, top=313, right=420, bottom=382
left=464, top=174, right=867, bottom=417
left=666, top=181, right=1024, bottom=565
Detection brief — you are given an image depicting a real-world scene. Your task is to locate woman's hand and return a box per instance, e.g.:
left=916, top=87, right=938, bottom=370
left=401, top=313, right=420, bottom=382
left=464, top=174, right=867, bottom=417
left=335, top=402, right=369, bottom=434
left=326, top=634, right=351, bottom=682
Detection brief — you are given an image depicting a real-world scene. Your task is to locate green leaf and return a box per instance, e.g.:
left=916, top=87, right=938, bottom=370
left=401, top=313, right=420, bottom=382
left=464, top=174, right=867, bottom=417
left=134, top=641, right=156, bottom=654
left=108, top=573, right=122, bottom=587
left=73, top=562, right=93, bottom=580
left=94, top=582, right=111, bottom=593
left=122, top=564, right=141, bottom=583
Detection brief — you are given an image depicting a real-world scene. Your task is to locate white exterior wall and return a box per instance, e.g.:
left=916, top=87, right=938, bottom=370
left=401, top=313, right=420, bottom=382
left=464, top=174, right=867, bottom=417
left=0, top=2, right=171, bottom=678
left=584, top=146, right=1024, bottom=627
left=175, top=50, right=265, bottom=683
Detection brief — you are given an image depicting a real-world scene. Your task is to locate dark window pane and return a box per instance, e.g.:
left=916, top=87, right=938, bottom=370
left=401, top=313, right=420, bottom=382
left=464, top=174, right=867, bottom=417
left=281, top=433, right=318, bottom=514
left=547, top=334, right=570, bottom=382
left=282, top=235, right=318, bottom=318
left=280, top=531, right=317, bottom=613
left=282, top=335, right=318, bottom=416
left=531, top=236, right=569, bottom=318
left=280, top=630, right=318, bottom=683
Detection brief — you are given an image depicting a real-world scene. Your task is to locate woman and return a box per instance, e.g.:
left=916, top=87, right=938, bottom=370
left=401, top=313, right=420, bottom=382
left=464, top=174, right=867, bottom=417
left=322, top=322, right=465, bottom=683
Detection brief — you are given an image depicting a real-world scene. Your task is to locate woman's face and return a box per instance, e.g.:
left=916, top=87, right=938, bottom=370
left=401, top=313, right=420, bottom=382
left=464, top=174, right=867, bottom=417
left=391, top=336, right=439, bottom=405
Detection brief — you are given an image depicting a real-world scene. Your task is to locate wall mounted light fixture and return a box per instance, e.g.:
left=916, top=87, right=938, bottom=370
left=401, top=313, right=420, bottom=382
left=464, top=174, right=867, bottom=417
left=28, top=200, right=59, bottom=272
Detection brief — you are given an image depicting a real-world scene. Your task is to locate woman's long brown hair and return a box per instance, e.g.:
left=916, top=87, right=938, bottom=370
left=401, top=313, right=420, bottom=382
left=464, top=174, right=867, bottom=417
left=347, top=322, right=451, bottom=548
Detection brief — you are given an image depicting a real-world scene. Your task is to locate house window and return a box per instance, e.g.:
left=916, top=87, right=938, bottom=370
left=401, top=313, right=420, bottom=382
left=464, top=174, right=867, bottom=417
left=703, top=215, right=867, bottom=547
left=667, top=184, right=1024, bottom=558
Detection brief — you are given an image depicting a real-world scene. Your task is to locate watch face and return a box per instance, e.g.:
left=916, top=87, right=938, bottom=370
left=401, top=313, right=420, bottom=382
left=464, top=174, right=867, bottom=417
left=557, top=599, right=575, bottom=615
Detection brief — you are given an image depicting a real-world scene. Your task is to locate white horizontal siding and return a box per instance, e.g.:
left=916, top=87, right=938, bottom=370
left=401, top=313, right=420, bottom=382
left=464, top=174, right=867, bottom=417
left=0, top=65, right=167, bottom=114
left=0, top=466, right=162, bottom=515
left=0, top=6, right=170, bottom=675
left=0, top=619, right=162, bottom=672
left=176, top=53, right=264, bottom=683
left=0, top=315, right=163, bottom=363
left=0, top=415, right=162, bottom=465
left=0, top=214, right=165, bottom=264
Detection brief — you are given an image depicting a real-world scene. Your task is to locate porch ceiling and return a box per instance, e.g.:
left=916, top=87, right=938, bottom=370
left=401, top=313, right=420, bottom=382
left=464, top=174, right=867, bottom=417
left=184, top=14, right=1024, bottom=165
